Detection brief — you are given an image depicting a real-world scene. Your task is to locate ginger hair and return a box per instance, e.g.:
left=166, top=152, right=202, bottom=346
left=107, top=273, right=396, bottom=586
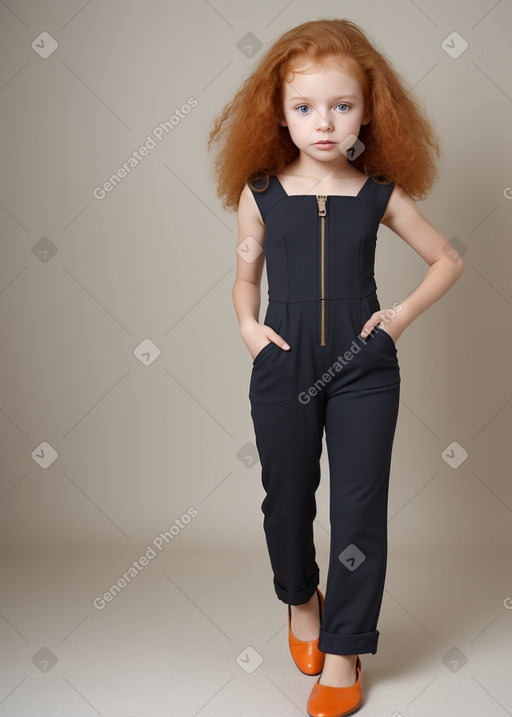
left=207, top=18, right=441, bottom=211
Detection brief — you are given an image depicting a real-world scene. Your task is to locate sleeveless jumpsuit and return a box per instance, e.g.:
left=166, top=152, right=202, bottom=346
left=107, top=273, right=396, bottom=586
left=247, top=173, right=401, bottom=656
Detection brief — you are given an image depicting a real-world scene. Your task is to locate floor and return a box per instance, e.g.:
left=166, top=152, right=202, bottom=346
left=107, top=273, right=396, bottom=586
left=1, top=537, right=510, bottom=716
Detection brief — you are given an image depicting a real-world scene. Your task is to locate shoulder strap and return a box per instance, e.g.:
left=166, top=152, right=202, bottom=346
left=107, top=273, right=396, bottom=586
left=359, top=177, right=395, bottom=221
left=247, top=173, right=287, bottom=223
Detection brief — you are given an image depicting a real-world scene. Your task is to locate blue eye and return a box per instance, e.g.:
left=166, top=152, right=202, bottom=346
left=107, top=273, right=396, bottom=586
left=337, top=103, right=350, bottom=112
left=297, top=105, right=309, bottom=114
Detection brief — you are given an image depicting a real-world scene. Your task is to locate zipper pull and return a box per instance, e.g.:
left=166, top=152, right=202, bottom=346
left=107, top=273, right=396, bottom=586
left=316, top=195, right=327, bottom=216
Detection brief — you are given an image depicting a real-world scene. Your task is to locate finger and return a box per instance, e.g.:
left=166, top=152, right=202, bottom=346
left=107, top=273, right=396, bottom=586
left=360, top=322, right=379, bottom=337
left=361, top=311, right=386, bottom=336
left=268, top=331, right=291, bottom=350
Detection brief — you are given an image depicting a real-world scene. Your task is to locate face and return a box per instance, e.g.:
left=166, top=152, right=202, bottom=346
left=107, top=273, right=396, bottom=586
left=281, top=54, right=369, bottom=162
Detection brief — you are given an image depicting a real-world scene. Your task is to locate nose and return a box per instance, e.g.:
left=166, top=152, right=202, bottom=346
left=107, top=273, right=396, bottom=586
left=315, top=110, right=333, bottom=132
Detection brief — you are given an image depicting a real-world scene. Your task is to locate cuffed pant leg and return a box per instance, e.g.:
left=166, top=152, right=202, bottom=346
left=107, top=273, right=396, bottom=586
left=318, top=383, right=400, bottom=655
left=250, top=397, right=324, bottom=605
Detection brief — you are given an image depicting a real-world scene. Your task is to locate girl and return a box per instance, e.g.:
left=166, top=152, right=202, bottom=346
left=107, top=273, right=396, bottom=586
left=208, top=18, right=463, bottom=717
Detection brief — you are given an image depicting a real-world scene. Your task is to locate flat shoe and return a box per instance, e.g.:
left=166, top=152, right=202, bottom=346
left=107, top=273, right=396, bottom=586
left=307, top=656, right=362, bottom=717
left=288, top=588, right=325, bottom=676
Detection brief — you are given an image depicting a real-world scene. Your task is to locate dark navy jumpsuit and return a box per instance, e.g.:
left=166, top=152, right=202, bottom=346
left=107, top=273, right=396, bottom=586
left=247, top=172, right=401, bottom=656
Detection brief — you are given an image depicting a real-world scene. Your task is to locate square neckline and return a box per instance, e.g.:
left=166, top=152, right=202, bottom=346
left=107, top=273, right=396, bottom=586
left=275, top=174, right=372, bottom=198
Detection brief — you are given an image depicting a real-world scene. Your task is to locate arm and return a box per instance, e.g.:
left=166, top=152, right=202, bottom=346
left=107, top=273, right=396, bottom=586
left=233, top=184, right=290, bottom=359
left=360, top=185, right=464, bottom=342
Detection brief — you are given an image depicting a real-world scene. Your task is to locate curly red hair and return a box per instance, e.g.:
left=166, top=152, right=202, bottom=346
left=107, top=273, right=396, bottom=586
left=207, top=18, right=441, bottom=211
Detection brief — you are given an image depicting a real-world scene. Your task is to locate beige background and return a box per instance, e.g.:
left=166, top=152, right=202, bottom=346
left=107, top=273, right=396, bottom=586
left=0, top=1, right=511, bottom=715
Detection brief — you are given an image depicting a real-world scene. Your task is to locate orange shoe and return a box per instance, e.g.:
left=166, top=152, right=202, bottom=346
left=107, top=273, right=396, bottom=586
left=306, top=656, right=362, bottom=717
left=288, top=588, right=325, bottom=675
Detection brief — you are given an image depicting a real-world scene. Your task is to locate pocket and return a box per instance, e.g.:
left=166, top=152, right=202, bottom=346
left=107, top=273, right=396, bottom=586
left=375, top=325, right=397, bottom=352
left=249, top=342, right=293, bottom=405
left=361, top=297, right=398, bottom=353
left=252, top=340, right=274, bottom=365
left=359, top=326, right=400, bottom=388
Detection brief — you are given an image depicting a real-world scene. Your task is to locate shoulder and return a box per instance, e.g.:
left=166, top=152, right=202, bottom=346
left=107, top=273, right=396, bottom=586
left=237, top=181, right=265, bottom=227
left=380, top=182, right=418, bottom=227
left=380, top=183, right=445, bottom=255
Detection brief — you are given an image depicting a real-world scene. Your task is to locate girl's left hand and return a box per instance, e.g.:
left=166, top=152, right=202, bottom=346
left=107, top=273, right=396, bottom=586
left=360, top=310, right=404, bottom=345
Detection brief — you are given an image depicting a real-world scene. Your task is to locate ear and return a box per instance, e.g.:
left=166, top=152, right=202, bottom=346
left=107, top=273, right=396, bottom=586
left=361, top=100, right=371, bottom=126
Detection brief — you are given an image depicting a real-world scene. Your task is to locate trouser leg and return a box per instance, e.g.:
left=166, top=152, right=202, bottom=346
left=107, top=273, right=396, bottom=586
left=250, top=397, right=324, bottom=605
left=318, top=382, right=400, bottom=655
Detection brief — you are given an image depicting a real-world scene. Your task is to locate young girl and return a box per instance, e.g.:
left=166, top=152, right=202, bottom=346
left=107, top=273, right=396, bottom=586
left=208, top=18, right=463, bottom=717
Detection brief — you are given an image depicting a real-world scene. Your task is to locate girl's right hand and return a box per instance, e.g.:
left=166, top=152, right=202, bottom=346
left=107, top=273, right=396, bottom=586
left=240, top=319, right=291, bottom=361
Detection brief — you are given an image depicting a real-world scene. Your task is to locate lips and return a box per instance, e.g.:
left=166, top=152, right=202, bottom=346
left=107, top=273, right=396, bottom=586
left=315, top=140, right=336, bottom=145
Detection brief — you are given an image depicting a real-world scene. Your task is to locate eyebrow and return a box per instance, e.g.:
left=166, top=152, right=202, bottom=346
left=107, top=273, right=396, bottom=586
left=287, top=94, right=357, bottom=102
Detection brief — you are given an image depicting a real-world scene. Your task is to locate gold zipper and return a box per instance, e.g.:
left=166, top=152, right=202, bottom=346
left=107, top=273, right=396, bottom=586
left=316, top=195, right=327, bottom=346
